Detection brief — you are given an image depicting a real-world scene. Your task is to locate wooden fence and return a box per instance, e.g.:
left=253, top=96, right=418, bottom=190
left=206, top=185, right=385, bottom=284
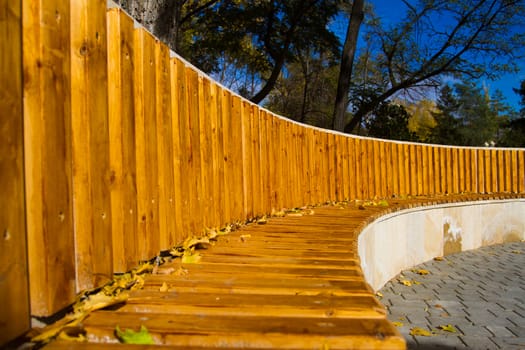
left=1, top=0, right=524, bottom=344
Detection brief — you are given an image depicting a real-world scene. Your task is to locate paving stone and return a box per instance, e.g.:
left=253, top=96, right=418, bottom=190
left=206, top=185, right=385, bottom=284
left=379, top=242, right=525, bottom=350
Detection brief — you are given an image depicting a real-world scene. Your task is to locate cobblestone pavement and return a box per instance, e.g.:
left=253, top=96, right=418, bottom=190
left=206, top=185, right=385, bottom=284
left=378, top=242, right=525, bottom=349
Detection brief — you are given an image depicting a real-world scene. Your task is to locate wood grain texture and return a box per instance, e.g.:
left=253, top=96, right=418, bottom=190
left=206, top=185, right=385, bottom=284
left=23, top=0, right=76, bottom=316
left=0, top=0, right=30, bottom=343
left=70, top=0, right=112, bottom=291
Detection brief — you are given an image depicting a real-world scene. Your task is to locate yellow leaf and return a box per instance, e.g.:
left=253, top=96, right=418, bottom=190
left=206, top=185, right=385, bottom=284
left=378, top=199, right=389, bottom=206
left=159, top=282, right=168, bottom=292
left=181, top=251, right=201, bottom=264
left=256, top=216, right=268, bottom=224
left=433, top=256, right=445, bottom=261
left=438, top=324, right=457, bottom=333
left=240, top=234, right=251, bottom=242
left=511, top=250, right=521, bottom=254
left=392, top=321, right=404, bottom=327
left=414, top=269, right=430, bottom=275
left=410, top=327, right=433, bottom=336
left=375, top=292, right=383, bottom=298
left=400, top=279, right=412, bottom=287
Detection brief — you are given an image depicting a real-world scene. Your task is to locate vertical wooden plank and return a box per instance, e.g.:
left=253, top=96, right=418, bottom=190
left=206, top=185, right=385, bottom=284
left=408, top=144, right=416, bottom=195
left=70, top=0, right=112, bottom=291
left=0, top=0, right=30, bottom=341
left=373, top=141, right=382, bottom=198
left=306, top=128, right=317, bottom=204
left=259, top=110, right=270, bottom=212
left=463, top=148, right=471, bottom=193
left=107, top=9, right=138, bottom=272
left=433, top=147, right=441, bottom=194
left=347, top=137, right=357, bottom=200
left=198, top=76, right=213, bottom=228
left=23, top=0, right=75, bottom=316
left=360, top=139, right=370, bottom=199
left=341, top=135, right=350, bottom=201
left=230, top=95, right=244, bottom=219
left=490, top=149, right=498, bottom=193
left=186, top=68, right=203, bottom=232
left=510, top=150, right=518, bottom=193
left=469, top=148, right=477, bottom=193
left=208, top=81, right=223, bottom=227
left=421, top=145, right=429, bottom=195
left=220, top=90, right=233, bottom=222
left=241, top=100, right=253, bottom=219
left=415, top=145, right=423, bottom=195
left=484, top=149, right=492, bottom=193
left=504, top=150, right=511, bottom=193
left=390, top=142, right=399, bottom=197
left=497, top=150, right=505, bottom=193
left=477, top=149, right=485, bottom=193
left=250, top=105, right=263, bottom=216
left=439, top=147, right=447, bottom=194
left=380, top=141, right=389, bottom=197
left=451, top=148, right=459, bottom=194
left=170, top=57, right=187, bottom=241
left=427, top=146, right=435, bottom=195
left=155, top=40, right=176, bottom=248
left=327, top=133, right=336, bottom=201
left=134, top=28, right=159, bottom=260
left=516, top=150, right=525, bottom=193
left=314, top=131, right=322, bottom=203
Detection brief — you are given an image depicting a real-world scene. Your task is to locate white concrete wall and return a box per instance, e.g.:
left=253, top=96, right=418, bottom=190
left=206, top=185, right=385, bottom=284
left=358, top=199, right=525, bottom=291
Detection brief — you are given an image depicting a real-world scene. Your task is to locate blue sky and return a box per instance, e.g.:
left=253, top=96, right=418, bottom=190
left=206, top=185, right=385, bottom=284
left=331, top=0, right=524, bottom=109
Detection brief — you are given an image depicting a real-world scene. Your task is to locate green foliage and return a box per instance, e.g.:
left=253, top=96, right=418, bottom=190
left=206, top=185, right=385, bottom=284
left=428, top=82, right=519, bottom=146
left=364, top=101, right=418, bottom=142
left=264, top=54, right=340, bottom=128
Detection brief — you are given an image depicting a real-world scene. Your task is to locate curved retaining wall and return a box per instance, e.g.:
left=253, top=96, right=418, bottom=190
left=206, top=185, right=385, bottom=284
left=358, top=199, right=525, bottom=291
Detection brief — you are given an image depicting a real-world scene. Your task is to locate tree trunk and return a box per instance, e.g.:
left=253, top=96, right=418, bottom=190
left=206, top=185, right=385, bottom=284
left=332, top=0, right=365, bottom=132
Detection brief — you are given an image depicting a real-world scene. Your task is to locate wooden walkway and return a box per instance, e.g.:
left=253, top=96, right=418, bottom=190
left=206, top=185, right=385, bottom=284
left=42, top=195, right=523, bottom=350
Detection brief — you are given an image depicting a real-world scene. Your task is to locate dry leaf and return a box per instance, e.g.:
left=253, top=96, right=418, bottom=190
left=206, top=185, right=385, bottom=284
left=392, top=321, right=404, bottom=327
left=240, top=234, right=251, bottom=242
left=414, top=269, right=430, bottom=275
left=433, top=256, right=445, bottom=261
left=400, top=279, right=412, bottom=287
left=438, top=324, right=457, bottom=333
left=511, top=250, right=521, bottom=254
left=159, top=282, right=169, bottom=292
left=375, top=292, right=383, bottom=298
left=181, top=251, right=201, bottom=264
left=410, top=327, right=433, bottom=336
left=256, top=216, right=268, bottom=224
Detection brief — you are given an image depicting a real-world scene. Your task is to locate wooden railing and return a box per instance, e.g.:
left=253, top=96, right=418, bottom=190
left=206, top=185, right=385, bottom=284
left=1, top=0, right=524, bottom=344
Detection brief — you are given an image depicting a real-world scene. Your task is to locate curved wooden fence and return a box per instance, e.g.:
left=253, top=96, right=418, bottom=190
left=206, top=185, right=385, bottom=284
left=1, top=0, right=524, bottom=344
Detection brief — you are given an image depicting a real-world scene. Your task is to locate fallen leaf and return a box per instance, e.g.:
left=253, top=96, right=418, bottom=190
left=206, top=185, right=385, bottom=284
left=434, top=304, right=443, bottom=309
left=392, top=321, right=404, bottom=327
left=410, top=327, right=433, bottom=336
left=433, top=256, right=445, bottom=261
left=378, top=200, right=389, bottom=206
left=115, top=325, right=154, bottom=345
left=173, top=267, right=188, bottom=276
left=181, top=251, right=201, bottom=264
left=256, top=216, right=268, bottom=224
left=511, top=250, right=521, bottom=254
left=375, top=292, right=383, bottom=298
left=400, top=279, right=412, bottom=287
left=438, top=324, right=457, bottom=333
left=159, top=282, right=169, bottom=292
left=240, top=234, right=251, bottom=242
left=414, top=269, right=430, bottom=275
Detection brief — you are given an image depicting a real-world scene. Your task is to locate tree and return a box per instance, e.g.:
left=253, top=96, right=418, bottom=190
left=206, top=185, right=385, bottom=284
left=429, top=82, right=513, bottom=146
left=499, top=80, right=525, bottom=147
left=332, top=0, right=365, bottom=131
left=265, top=53, right=340, bottom=128
left=364, top=101, right=417, bottom=141
left=342, top=0, right=525, bottom=133
left=428, top=85, right=464, bottom=145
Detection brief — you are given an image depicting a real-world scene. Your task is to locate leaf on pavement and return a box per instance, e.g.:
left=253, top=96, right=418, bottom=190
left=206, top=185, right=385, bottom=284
left=410, top=327, right=433, bottom=336
left=438, top=324, right=457, bottom=333
left=414, top=269, right=430, bottom=275
left=392, top=321, right=404, bottom=327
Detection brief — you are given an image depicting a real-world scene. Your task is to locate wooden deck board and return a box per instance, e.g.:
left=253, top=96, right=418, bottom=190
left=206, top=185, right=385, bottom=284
left=42, top=194, right=524, bottom=349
